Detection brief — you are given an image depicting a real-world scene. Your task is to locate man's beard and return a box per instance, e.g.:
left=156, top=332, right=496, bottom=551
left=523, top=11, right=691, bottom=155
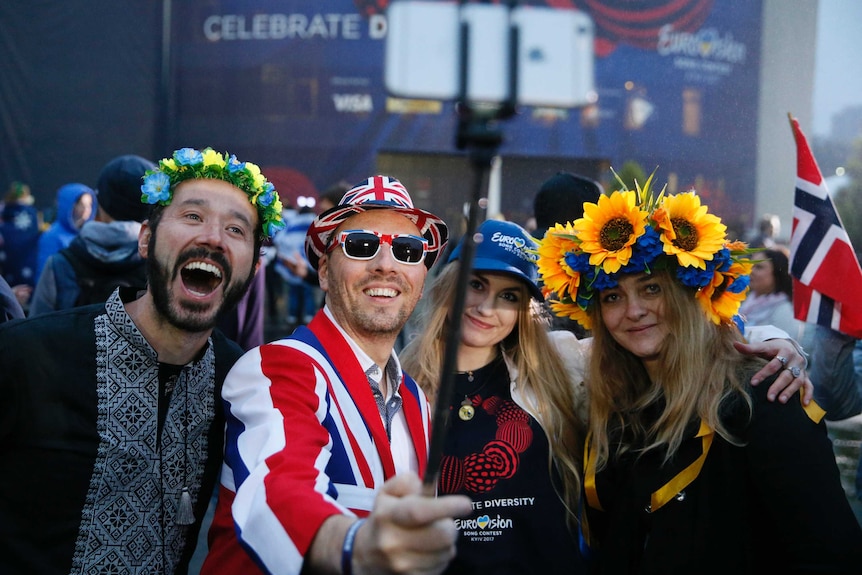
left=147, top=244, right=254, bottom=333
left=327, top=274, right=414, bottom=338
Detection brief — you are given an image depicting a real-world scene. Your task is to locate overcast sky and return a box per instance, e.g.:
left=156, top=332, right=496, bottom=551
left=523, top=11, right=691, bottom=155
left=812, top=0, right=862, bottom=137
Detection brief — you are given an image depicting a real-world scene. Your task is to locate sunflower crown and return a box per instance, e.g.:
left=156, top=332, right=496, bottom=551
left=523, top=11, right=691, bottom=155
left=536, top=174, right=753, bottom=330
left=141, top=147, right=285, bottom=239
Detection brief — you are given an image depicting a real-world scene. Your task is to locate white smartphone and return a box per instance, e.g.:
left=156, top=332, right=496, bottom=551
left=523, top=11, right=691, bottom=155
left=384, top=0, right=596, bottom=108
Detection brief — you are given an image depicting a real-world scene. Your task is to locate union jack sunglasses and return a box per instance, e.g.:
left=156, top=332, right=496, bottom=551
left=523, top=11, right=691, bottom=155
left=327, top=229, right=428, bottom=265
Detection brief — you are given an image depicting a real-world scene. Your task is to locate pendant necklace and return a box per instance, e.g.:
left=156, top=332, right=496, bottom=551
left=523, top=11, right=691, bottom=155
left=456, top=366, right=493, bottom=421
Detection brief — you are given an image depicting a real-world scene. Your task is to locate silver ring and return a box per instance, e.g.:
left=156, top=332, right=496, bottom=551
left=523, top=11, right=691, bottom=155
left=788, top=366, right=801, bottom=379
left=776, top=355, right=788, bottom=367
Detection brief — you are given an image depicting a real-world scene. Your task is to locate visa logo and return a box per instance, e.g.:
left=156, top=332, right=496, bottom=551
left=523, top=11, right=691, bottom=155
left=333, top=94, right=373, bottom=113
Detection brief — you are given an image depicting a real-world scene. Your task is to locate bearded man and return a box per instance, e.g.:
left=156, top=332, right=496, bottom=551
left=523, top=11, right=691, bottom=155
left=0, top=147, right=284, bottom=575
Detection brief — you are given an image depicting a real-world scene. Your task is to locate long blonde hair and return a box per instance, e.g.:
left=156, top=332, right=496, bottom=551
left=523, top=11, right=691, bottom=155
left=401, top=263, right=586, bottom=525
left=587, top=270, right=759, bottom=470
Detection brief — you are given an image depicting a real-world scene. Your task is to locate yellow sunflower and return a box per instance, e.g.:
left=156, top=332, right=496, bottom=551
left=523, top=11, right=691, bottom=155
left=549, top=300, right=593, bottom=330
left=731, top=257, right=754, bottom=277
left=696, top=265, right=750, bottom=324
left=537, top=223, right=582, bottom=299
left=653, top=192, right=727, bottom=270
left=574, top=190, right=649, bottom=274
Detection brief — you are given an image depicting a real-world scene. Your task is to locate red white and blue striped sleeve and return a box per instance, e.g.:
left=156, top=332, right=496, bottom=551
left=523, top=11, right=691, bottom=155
left=214, top=339, right=385, bottom=573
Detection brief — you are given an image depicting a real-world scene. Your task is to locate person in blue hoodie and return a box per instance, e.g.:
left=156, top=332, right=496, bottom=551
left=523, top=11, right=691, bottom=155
left=35, top=182, right=96, bottom=283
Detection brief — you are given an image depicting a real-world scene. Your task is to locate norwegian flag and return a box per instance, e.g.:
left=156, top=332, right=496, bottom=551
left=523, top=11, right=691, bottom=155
left=788, top=115, right=862, bottom=338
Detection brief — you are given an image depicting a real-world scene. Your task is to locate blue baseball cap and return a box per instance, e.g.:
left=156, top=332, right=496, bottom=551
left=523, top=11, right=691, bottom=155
left=448, top=219, right=544, bottom=301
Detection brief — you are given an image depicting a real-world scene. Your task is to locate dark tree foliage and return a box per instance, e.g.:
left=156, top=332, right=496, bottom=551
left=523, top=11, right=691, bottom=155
left=833, top=137, right=862, bottom=259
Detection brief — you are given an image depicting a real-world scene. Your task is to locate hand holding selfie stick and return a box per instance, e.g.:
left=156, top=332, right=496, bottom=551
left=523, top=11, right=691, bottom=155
left=422, top=0, right=519, bottom=494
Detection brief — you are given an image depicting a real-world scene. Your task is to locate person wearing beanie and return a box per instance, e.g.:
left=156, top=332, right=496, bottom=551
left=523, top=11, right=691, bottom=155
left=532, top=171, right=603, bottom=239
left=532, top=171, right=604, bottom=338
left=94, top=154, right=155, bottom=223
left=29, top=155, right=154, bottom=315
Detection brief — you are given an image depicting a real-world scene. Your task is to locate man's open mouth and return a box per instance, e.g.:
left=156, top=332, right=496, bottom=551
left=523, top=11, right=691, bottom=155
left=181, top=261, right=223, bottom=296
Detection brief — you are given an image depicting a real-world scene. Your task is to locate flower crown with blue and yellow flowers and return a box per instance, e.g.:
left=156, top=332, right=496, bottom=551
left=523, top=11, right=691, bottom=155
left=140, top=147, right=285, bottom=239
left=536, top=172, right=754, bottom=330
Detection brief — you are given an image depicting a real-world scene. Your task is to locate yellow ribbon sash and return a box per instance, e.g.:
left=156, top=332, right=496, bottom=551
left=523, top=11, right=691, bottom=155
left=585, top=397, right=824, bottom=515
left=802, top=396, right=826, bottom=423
left=584, top=419, right=715, bottom=514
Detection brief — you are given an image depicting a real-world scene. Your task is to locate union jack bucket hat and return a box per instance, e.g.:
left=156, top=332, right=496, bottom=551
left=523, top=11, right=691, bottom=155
left=305, top=175, right=449, bottom=270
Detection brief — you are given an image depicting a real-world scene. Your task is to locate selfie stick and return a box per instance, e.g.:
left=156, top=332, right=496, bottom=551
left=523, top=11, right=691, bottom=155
left=423, top=0, right=519, bottom=493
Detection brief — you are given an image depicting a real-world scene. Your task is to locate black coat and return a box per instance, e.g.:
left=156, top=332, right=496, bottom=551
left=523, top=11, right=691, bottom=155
left=0, top=289, right=243, bottom=574
left=585, top=373, right=862, bottom=574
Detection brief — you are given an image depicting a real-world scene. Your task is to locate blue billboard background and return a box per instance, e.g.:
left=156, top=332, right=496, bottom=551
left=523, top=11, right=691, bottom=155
left=170, top=0, right=762, bottom=227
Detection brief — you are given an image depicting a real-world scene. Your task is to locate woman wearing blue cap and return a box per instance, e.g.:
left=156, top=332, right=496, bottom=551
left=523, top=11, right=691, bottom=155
left=402, top=216, right=813, bottom=574
left=402, top=218, right=589, bottom=573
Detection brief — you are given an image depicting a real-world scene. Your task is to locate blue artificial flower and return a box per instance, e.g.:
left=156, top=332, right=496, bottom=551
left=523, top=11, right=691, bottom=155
left=727, top=274, right=750, bottom=293
left=676, top=264, right=715, bottom=289
left=592, top=269, right=619, bottom=291
left=711, top=248, right=732, bottom=272
left=611, top=227, right=664, bottom=283
left=629, top=226, right=664, bottom=268
left=676, top=246, right=734, bottom=288
left=141, top=172, right=172, bottom=204
left=266, top=220, right=285, bottom=238
left=174, top=148, right=203, bottom=166
left=564, top=251, right=592, bottom=273
left=258, top=183, right=276, bottom=207
left=227, top=154, right=245, bottom=173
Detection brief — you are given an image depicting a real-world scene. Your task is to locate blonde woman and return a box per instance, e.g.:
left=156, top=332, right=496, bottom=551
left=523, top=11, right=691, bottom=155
left=538, top=182, right=862, bottom=572
left=402, top=219, right=588, bottom=573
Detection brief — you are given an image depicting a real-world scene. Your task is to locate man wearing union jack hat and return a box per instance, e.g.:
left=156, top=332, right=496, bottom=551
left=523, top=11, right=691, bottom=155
left=203, top=176, right=472, bottom=575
